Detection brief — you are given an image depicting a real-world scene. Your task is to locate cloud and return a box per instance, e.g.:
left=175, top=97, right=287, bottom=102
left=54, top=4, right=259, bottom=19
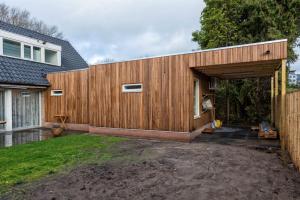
left=3, top=0, right=205, bottom=64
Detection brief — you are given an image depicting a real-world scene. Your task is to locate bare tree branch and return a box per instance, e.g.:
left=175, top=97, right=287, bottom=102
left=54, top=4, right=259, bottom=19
left=0, top=3, right=63, bottom=39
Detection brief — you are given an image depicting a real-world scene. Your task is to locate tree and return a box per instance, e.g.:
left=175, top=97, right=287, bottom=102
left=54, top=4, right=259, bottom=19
left=0, top=3, right=63, bottom=38
left=192, top=0, right=300, bottom=124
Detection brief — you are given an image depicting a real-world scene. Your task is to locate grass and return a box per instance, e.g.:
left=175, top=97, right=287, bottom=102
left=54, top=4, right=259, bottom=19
left=0, top=134, right=125, bottom=194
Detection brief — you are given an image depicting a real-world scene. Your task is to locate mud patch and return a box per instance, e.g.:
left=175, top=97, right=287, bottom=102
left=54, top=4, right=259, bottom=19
left=4, top=138, right=300, bottom=200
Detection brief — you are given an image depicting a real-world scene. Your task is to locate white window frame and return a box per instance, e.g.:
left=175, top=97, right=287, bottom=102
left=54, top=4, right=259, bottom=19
left=45, top=48, right=59, bottom=65
left=194, top=79, right=200, bottom=119
left=122, top=84, right=143, bottom=93
left=33, top=46, right=42, bottom=62
left=0, top=30, right=62, bottom=66
left=51, top=90, right=63, bottom=96
left=21, top=91, right=31, bottom=97
left=3, top=38, right=21, bottom=58
left=23, top=44, right=33, bottom=60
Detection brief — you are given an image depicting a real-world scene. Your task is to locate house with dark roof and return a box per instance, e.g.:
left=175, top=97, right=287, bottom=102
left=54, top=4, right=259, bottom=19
left=0, top=21, right=88, bottom=131
left=288, top=70, right=298, bottom=86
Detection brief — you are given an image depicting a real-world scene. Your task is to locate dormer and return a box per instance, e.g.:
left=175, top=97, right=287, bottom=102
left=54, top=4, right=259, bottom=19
left=0, top=30, right=62, bottom=66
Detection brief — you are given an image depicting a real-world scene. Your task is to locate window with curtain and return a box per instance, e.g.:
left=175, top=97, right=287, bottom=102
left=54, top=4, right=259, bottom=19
left=33, top=47, right=41, bottom=62
left=24, top=45, right=31, bottom=59
left=3, top=39, right=21, bottom=58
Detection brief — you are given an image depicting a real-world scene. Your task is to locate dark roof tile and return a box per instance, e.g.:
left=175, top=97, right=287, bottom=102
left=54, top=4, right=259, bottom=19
left=0, top=21, right=88, bottom=86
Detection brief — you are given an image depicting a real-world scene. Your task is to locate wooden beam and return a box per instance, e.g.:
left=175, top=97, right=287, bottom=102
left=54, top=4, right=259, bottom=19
left=281, top=59, right=287, bottom=150
left=226, top=80, right=230, bottom=123
left=219, top=73, right=273, bottom=79
left=192, top=59, right=282, bottom=70
left=199, top=64, right=277, bottom=72
left=274, top=70, right=279, bottom=128
left=271, top=76, right=274, bottom=125
left=201, top=67, right=275, bottom=75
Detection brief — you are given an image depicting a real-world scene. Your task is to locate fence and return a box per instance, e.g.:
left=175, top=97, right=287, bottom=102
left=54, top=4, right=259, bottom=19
left=281, top=91, right=300, bottom=171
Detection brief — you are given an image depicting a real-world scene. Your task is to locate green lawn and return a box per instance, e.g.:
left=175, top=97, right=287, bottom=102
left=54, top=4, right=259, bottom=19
left=0, top=134, right=125, bottom=193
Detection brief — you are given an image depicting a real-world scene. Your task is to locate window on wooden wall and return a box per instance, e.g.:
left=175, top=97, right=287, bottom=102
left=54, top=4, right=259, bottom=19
left=51, top=90, right=63, bottom=96
left=194, top=79, right=200, bottom=118
left=122, top=84, right=143, bottom=93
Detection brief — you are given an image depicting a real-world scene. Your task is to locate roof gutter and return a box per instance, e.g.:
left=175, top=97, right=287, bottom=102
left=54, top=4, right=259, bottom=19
left=0, top=84, right=48, bottom=89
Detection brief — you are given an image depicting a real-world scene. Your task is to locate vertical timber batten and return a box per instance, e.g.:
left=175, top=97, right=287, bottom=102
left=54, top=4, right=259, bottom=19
left=274, top=70, right=279, bottom=128
left=281, top=59, right=287, bottom=150
left=271, top=76, right=274, bottom=126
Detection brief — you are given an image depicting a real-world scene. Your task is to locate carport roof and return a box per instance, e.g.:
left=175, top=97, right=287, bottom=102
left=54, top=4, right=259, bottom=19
left=189, top=39, right=287, bottom=79
left=94, top=39, right=287, bottom=80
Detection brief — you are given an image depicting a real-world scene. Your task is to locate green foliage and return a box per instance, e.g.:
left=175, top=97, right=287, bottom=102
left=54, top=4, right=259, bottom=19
left=215, top=79, right=271, bottom=124
left=193, top=0, right=300, bottom=61
left=0, top=134, right=125, bottom=193
left=193, top=0, right=300, bottom=124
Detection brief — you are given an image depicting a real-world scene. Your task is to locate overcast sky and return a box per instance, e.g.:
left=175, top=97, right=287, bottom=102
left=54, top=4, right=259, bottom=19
left=3, top=0, right=300, bottom=72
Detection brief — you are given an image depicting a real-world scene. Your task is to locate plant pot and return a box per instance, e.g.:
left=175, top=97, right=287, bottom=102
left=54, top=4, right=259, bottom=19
left=52, top=127, right=64, bottom=137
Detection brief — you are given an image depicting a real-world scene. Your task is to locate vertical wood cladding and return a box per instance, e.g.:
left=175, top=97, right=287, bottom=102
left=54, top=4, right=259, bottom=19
left=281, top=91, right=300, bottom=172
left=45, top=70, right=89, bottom=124
left=190, top=40, right=287, bottom=68
left=89, top=54, right=206, bottom=132
left=44, top=40, right=287, bottom=133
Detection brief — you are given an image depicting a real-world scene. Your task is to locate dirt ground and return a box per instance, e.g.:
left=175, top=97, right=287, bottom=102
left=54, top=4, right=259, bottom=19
left=5, top=129, right=300, bottom=200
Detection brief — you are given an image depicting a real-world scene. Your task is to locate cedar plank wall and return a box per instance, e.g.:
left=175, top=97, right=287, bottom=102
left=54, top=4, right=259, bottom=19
left=44, top=40, right=287, bottom=133
left=89, top=54, right=210, bottom=132
left=44, top=70, right=89, bottom=125
left=189, top=40, right=287, bottom=68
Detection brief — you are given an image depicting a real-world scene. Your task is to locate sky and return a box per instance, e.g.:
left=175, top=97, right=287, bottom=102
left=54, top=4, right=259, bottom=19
left=2, top=0, right=300, bottom=72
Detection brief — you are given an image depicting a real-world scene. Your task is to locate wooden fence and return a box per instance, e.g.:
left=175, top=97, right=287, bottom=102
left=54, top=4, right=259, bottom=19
left=281, top=91, right=300, bottom=171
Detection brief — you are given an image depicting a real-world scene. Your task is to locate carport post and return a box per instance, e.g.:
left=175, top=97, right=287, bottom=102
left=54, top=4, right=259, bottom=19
left=281, top=59, right=287, bottom=150
left=271, top=76, right=274, bottom=126
left=274, top=70, right=279, bottom=129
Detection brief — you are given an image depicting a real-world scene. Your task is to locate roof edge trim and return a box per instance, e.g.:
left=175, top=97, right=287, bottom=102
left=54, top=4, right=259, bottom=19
left=96, top=39, right=288, bottom=65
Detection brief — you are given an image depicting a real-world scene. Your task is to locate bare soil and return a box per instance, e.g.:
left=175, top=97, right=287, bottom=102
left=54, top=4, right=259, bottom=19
left=4, top=130, right=300, bottom=200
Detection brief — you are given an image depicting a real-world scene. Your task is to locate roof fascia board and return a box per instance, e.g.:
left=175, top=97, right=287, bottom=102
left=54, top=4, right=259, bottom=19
left=0, top=84, right=47, bottom=89
left=98, top=39, right=288, bottom=65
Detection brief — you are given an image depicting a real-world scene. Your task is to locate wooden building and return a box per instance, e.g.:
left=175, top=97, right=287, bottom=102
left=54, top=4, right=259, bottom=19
left=44, top=39, right=288, bottom=142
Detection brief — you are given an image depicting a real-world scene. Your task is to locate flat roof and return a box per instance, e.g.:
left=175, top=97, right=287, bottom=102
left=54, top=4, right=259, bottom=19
left=95, top=39, right=287, bottom=65
left=49, top=39, right=287, bottom=79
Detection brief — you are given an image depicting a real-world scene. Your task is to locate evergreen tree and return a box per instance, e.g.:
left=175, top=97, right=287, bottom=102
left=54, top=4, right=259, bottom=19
left=192, top=0, right=300, bottom=124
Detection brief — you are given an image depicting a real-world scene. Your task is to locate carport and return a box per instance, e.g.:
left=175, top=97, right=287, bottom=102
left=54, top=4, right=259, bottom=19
left=190, top=39, right=288, bottom=148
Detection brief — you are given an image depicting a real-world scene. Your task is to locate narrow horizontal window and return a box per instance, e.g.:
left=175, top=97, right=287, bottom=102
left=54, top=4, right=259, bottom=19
left=33, top=47, right=41, bottom=62
left=122, top=84, right=143, bottom=93
left=24, top=45, right=32, bottom=59
left=45, top=49, right=58, bottom=65
left=51, top=90, right=63, bottom=96
left=3, top=39, right=21, bottom=58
